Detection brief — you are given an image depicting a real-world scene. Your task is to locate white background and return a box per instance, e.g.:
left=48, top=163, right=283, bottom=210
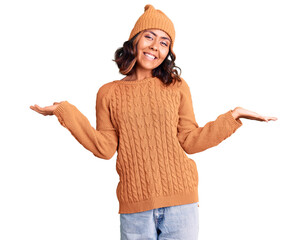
left=1, top=0, right=306, bottom=239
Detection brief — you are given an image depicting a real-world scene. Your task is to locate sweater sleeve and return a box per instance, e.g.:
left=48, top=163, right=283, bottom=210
left=177, top=78, right=243, bottom=154
left=53, top=82, right=118, bottom=159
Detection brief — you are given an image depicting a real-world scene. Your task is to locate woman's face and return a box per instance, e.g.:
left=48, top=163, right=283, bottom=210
left=135, top=29, right=171, bottom=72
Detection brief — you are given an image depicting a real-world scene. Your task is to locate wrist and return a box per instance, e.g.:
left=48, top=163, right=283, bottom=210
left=231, top=107, right=241, bottom=120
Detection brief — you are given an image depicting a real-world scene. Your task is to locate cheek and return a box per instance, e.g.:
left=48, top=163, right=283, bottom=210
left=136, top=50, right=142, bottom=59
left=160, top=49, right=169, bottom=61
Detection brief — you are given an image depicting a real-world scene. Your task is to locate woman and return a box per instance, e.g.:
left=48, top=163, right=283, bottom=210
left=30, top=4, right=277, bottom=240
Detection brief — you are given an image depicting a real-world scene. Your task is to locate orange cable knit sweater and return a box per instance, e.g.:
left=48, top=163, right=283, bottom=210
left=53, top=77, right=242, bottom=214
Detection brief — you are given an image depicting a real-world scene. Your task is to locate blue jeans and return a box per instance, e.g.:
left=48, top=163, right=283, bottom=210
left=120, top=202, right=199, bottom=240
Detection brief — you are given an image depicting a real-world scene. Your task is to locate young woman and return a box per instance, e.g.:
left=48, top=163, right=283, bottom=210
left=30, top=4, right=277, bottom=240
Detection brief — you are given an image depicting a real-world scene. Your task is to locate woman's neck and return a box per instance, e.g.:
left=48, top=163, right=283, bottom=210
left=127, top=68, right=153, bottom=81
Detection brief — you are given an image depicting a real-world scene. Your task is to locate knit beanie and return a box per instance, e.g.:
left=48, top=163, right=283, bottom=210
left=129, top=4, right=175, bottom=49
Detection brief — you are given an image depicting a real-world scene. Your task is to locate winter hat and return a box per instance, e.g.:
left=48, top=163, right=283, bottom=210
left=129, top=4, right=175, bottom=49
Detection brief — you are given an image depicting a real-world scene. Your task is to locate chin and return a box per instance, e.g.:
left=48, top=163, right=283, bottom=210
left=138, top=64, right=159, bottom=71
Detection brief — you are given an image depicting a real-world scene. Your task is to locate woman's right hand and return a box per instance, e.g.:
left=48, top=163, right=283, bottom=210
left=30, top=102, right=63, bottom=116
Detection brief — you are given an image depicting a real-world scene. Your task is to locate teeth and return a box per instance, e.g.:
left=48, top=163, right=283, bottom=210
left=144, top=53, right=155, bottom=59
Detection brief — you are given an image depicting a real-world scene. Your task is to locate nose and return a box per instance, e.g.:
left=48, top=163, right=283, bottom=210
left=150, top=40, right=158, bottom=51
left=150, top=45, right=157, bottom=51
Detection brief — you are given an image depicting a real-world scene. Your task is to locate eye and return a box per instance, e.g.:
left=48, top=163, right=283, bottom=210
left=145, top=35, right=153, bottom=40
left=161, top=41, right=168, bottom=47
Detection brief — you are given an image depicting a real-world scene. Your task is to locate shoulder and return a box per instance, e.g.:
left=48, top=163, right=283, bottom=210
left=97, top=81, right=117, bottom=95
left=173, top=77, right=191, bottom=93
left=96, top=81, right=117, bottom=99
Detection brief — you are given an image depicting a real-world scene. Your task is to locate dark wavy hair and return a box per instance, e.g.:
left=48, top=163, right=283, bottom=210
left=113, top=31, right=182, bottom=86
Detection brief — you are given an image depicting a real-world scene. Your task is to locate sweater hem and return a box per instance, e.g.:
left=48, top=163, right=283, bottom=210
left=118, top=187, right=198, bottom=214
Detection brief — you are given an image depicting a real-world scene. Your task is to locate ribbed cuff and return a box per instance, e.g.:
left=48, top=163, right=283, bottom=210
left=53, top=101, right=69, bottom=117
left=225, top=110, right=243, bottom=129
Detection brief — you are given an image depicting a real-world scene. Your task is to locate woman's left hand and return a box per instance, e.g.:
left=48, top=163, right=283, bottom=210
left=231, top=107, right=278, bottom=122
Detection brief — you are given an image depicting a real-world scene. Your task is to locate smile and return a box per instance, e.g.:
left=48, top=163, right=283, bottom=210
left=144, top=52, right=157, bottom=60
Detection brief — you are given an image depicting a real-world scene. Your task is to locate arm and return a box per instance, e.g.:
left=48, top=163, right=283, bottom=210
left=177, top=79, right=243, bottom=154
left=53, top=82, right=118, bottom=159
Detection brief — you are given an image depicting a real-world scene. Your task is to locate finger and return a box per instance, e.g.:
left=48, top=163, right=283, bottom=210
left=34, top=105, right=44, bottom=112
left=35, top=108, right=46, bottom=115
left=268, top=117, right=278, bottom=121
left=30, top=105, right=40, bottom=112
left=34, top=104, right=41, bottom=110
left=36, top=104, right=44, bottom=109
left=33, top=105, right=48, bottom=115
left=264, top=116, right=278, bottom=121
left=255, top=115, right=267, bottom=122
left=35, top=105, right=48, bottom=112
left=30, top=106, right=40, bottom=113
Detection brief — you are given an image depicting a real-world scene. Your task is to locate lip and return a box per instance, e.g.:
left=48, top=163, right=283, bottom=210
left=143, top=52, right=157, bottom=60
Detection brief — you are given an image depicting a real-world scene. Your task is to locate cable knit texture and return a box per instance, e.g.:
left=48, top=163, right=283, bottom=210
left=53, top=77, right=242, bottom=214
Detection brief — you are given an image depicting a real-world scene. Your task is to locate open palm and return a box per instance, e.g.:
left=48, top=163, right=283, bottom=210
left=30, top=102, right=62, bottom=116
left=233, top=107, right=278, bottom=122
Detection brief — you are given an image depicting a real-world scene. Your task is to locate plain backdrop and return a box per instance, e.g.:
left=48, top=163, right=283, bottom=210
left=1, top=0, right=306, bottom=239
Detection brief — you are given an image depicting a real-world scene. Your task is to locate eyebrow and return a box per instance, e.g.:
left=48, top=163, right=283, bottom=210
left=145, top=30, right=171, bottom=42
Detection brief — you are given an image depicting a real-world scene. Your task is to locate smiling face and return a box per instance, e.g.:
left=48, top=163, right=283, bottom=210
left=135, top=29, right=171, bottom=74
